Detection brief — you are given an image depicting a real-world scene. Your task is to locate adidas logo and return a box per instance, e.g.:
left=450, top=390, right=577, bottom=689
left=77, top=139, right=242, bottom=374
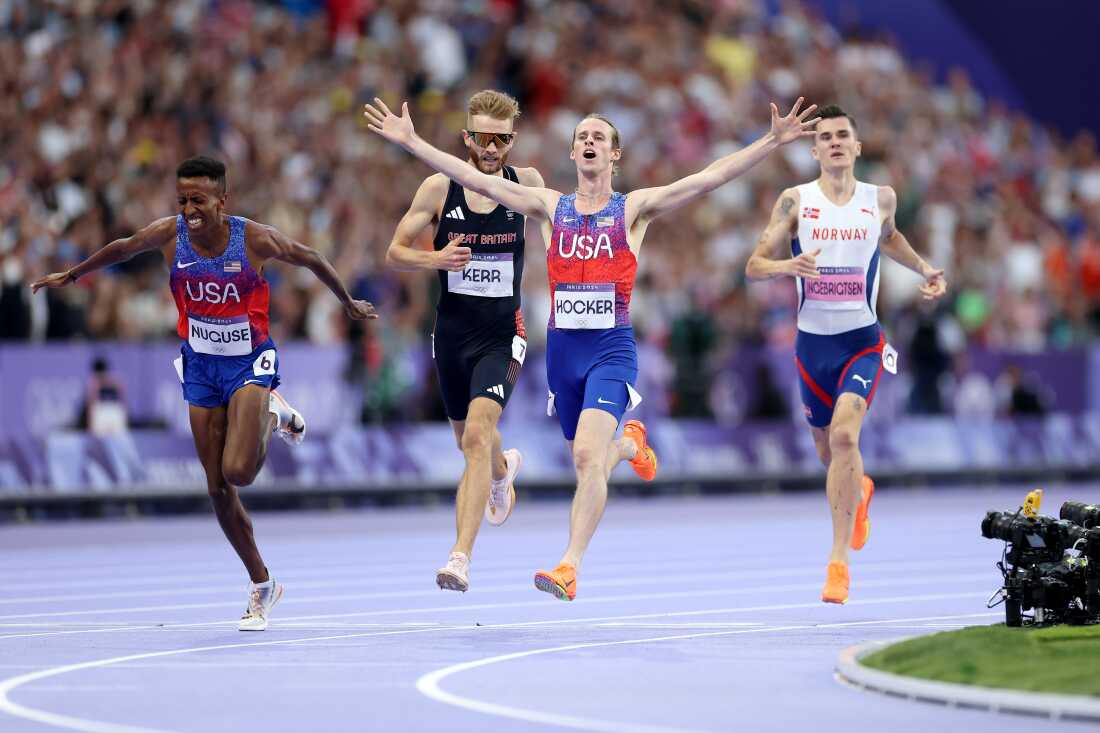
left=486, top=384, right=505, bottom=398
left=445, top=207, right=466, bottom=220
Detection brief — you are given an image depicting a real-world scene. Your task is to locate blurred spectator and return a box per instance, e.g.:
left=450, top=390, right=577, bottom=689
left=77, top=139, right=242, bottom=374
left=82, top=356, right=129, bottom=435
left=4, top=0, right=1097, bottom=420
left=997, top=364, right=1047, bottom=417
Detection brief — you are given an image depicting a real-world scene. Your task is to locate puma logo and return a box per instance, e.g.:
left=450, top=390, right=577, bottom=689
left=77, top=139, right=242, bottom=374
left=852, top=374, right=872, bottom=389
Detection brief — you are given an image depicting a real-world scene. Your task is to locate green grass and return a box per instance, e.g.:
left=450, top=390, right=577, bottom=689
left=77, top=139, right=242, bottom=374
left=861, top=623, right=1100, bottom=696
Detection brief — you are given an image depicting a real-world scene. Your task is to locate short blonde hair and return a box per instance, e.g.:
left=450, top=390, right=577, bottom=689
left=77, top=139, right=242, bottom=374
left=466, top=90, right=521, bottom=124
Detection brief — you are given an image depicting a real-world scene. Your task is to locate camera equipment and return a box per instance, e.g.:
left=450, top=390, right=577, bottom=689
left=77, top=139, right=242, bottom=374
left=1061, top=501, right=1100, bottom=529
left=982, top=497, right=1100, bottom=627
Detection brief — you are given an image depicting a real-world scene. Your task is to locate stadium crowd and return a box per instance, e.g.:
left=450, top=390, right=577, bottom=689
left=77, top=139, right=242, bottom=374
left=2, top=0, right=1097, bottom=420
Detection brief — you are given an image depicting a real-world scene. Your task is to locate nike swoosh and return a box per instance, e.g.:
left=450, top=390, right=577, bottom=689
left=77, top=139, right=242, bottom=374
left=564, top=579, right=575, bottom=589
left=176, top=261, right=198, bottom=269
left=243, top=379, right=266, bottom=385
left=562, top=217, right=575, bottom=223
left=597, top=398, right=617, bottom=405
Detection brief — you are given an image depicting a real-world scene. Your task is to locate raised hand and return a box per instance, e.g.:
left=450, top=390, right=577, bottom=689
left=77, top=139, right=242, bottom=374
left=31, top=271, right=75, bottom=294
left=919, top=265, right=947, bottom=301
left=344, top=299, right=379, bottom=320
left=770, top=97, right=820, bottom=146
left=363, top=98, right=415, bottom=148
left=434, top=242, right=472, bottom=272
left=788, top=248, right=822, bottom=279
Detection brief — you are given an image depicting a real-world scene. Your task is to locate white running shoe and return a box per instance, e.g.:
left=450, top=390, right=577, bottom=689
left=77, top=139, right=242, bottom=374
left=485, top=448, right=521, bottom=526
left=436, top=551, right=470, bottom=592
left=269, top=390, right=306, bottom=446
left=238, top=579, right=284, bottom=631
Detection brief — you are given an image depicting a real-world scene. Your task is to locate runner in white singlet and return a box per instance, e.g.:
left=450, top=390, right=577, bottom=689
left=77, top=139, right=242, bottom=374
left=746, top=105, right=948, bottom=604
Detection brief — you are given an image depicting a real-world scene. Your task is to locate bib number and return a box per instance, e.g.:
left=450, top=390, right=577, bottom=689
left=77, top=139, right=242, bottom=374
left=554, top=283, right=615, bottom=329
left=511, top=335, right=527, bottom=365
left=447, top=253, right=514, bottom=298
left=253, top=349, right=277, bottom=376
left=187, top=315, right=252, bottom=356
left=882, top=343, right=898, bottom=374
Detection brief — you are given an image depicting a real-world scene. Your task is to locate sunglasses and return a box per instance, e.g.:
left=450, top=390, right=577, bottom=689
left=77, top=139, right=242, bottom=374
left=465, top=130, right=515, bottom=148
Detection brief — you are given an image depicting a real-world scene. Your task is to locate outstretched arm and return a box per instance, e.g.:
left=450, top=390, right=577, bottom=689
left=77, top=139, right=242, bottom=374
left=31, top=217, right=176, bottom=292
left=364, top=99, right=557, bottom=221
left=250, top=223, right=378, bottom=320
left=745, top=189, right=822, bottom=281
left=878, top=186, right=947, bottom=301
left=385, top=175, right=471, bottom=272
left=630, top=98, right=819, bottom=225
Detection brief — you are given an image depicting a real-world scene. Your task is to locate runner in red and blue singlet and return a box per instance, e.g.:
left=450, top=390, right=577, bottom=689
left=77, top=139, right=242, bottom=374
left=32, top=156, right=377, bottom=630
left=365, top=96, right=819, bottom=601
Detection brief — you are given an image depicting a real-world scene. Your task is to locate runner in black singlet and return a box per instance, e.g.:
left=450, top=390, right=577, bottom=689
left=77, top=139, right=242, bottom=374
left=384, top=90, right=544, bottom=592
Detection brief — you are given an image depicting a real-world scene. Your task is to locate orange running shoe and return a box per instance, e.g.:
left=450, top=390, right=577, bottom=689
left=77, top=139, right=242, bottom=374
left=850, top=475, right=875, bottom=551
left=821, top=561, right=849, bottom=604
left=533, top=563, right=577, bottom=601
left=622, top=420, right=657, bottom=481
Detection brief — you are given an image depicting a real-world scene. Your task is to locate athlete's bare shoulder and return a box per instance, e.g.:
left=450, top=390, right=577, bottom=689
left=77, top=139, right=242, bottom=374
left=773, top=187, right=801, bottom=221
left=876, top=184, right=897, bottom=210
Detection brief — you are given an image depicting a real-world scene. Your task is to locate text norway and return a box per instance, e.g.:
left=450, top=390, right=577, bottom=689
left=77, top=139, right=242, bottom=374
left=190, top=323, right=250, bottom=343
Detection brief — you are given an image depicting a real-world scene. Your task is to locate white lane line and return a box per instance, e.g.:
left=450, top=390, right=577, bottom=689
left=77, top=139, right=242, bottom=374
left=0, top=556, right=988, bottom=603
left=0, top=598, right=998, bottom=733
left=0, top=571, right=993, bottom=622
left=0, top=625, right=468, bottom=733
left=0, top=589, right=989, bottom=641
left=415, top=611, right=1001, bottom=733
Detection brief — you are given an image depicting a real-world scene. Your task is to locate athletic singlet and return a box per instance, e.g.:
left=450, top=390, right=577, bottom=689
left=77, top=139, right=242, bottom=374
left=546, top=192, right=636, bottom=329
left=433, top=165, right=526, bottom=334
left=169, top=215, right=270, bottom=356
left=793, top=180, right=882, bottom=335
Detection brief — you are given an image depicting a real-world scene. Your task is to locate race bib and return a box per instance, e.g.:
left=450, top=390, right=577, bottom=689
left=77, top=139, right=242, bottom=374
left=447, top=253, right=514, bottom=298
left=188, top=314, right=252, bottom=356
left=554, top=283, right=615, bottom=329
left=804, top=266, right=865, bottom=306
left=882, top=342, right=899, bottom=374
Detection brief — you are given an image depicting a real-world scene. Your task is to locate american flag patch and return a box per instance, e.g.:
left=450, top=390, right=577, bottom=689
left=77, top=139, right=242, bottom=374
left=596, top=216, right=614, bottom=227
left=224, top=261, right=241, bottom=273
left=801, top=207, right=820, bottom=219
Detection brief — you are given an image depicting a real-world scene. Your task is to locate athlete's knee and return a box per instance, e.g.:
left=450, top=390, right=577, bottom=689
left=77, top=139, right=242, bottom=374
left=206, top=481, right=236, bottom=504
left=572, top=442, right=603, bottom=476
left=828, top=425, right=859, bottom=454
left=814, top=439, right=832, bottom=467
left=460, top=419, right=493, bottom=457
left=221, top=457, right=258, bottom=488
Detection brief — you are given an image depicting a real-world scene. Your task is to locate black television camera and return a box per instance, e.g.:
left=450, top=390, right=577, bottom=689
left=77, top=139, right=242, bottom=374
left=981, top=502, right=1100, bottom=627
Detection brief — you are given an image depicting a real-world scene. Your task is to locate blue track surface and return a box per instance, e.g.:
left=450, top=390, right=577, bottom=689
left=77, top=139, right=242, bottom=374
left=0, top=485, right=1092, bottom=732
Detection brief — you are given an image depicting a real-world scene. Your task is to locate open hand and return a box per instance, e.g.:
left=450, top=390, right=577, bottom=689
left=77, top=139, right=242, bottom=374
left=363, top=98, right=416, bottom=148
left=434, top=242, right=472, bottom=272
left=770, top=97, right=820, bottom=146
left=787, top=248, right=822, bottom=279
left=344, top=300, right=379, bottom=320
left=31, top=271, right=74, bottom=294
left=919, top=266, right=947, bottom=300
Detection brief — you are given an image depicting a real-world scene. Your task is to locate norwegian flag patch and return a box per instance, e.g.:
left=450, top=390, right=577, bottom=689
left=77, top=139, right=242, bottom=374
left=801, top=207, right=820, bottom=219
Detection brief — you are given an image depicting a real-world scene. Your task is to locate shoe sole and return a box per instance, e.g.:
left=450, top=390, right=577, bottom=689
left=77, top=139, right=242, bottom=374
left=436, top=570, right=468, bottom=592
left=238, top=584, right=284, bottom=632
left=821, top=595, right=848, bottom=605
left=533, top=573, right=573, bottom=602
